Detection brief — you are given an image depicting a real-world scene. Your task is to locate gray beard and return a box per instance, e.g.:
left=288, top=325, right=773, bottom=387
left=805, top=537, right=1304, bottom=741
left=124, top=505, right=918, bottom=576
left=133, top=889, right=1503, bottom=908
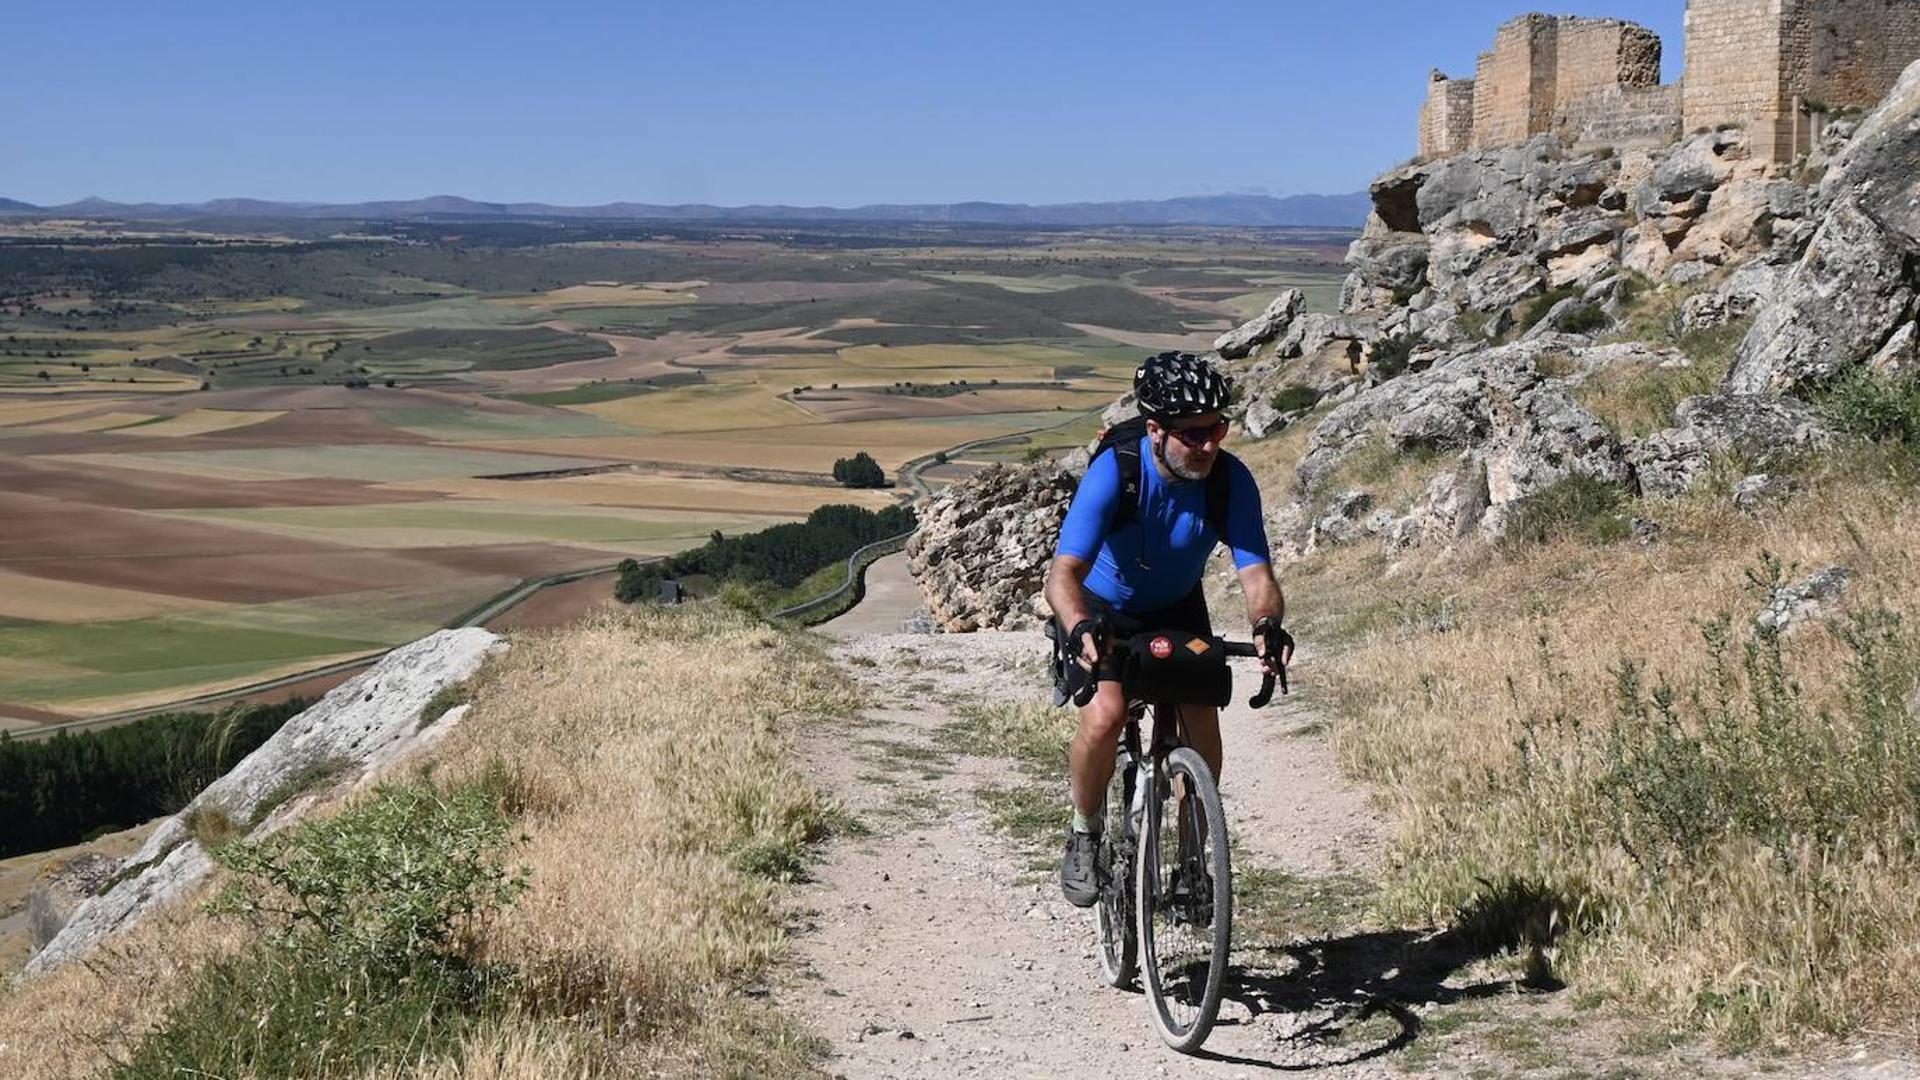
left=1157, top=437, right=1210, bottom=482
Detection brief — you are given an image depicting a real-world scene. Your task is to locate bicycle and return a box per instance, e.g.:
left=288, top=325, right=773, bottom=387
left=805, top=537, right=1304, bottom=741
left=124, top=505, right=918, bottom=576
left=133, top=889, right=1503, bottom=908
left=1082, top=631, right=1283, bottom=1054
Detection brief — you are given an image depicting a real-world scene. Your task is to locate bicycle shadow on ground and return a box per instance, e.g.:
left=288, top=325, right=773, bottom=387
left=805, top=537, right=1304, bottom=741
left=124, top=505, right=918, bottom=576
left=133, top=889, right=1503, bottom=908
left=1197, top=924, right=1551, bottom=1072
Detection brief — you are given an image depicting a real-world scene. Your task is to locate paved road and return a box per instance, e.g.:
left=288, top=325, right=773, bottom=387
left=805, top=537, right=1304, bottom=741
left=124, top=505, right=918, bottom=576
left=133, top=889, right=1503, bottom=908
left=817, top=553, right=921, bottom=638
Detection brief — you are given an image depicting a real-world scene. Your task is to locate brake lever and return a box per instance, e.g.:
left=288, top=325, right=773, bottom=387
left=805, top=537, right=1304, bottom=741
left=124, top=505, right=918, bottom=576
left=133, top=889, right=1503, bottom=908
left=1249, top=673, right=1276, bottom=709
left=1248, top=661, right=1289, bottom=709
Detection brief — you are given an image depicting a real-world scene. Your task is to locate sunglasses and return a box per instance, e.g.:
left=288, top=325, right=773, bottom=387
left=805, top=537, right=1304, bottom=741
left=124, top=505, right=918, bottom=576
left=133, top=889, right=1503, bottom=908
left=1164, top=419, right=1229, bottom=448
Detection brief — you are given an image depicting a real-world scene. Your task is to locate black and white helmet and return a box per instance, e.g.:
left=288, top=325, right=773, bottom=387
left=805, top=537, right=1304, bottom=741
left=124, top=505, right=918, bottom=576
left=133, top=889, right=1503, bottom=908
left=1133, top=351, right=1233, bottom=419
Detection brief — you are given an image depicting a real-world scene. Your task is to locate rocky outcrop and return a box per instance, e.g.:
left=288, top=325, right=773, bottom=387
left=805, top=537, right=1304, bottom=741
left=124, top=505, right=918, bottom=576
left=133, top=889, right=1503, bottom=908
left=1278, top=338, right=1634, bottom=549
left=1726, top=59, right=1920, bottom=395
left=27, top=628, right=502, bottom=974
left=1214, top=288, right=1303, bottom=360
left=27, top=854, right=118, bottom=952
left=1756, top=566, right=1852, bottom=636
left=1628, top=392, right=1830, bottom=498
left=1346, top=130, right=1815, bottom=330
left=907, top=461, right=1075, bottom=632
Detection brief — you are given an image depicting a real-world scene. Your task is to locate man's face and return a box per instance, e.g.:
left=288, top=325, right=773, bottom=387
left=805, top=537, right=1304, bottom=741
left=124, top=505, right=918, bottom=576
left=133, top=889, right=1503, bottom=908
left=1150, top=412, right=1228, bottom=481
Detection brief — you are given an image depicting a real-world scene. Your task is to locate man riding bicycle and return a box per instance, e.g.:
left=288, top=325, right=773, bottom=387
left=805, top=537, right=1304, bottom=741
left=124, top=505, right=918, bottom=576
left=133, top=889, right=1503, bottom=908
left=1044, top=350, right=1291, bottom=908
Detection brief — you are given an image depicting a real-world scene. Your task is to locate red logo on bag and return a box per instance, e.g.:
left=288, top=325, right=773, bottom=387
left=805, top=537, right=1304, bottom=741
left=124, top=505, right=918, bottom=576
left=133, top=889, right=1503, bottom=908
left=1150, top=636, right=1173, bottom=660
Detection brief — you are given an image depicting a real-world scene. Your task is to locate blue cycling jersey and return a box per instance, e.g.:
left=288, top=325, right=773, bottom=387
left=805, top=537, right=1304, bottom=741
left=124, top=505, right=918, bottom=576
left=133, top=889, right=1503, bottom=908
left=1054, top=435, right=1270, bottom=613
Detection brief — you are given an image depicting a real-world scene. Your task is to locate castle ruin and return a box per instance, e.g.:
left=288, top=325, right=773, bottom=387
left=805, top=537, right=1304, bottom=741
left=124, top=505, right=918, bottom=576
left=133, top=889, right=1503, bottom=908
left=1419, top=1, right=1920, bottom=162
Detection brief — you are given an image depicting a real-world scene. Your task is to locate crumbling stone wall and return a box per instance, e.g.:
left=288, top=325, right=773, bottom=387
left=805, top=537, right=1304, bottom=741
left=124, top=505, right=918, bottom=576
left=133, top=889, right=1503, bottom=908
left=1555, top=83, right=1685, bottom=148
left=1555, top=17, right=1663, bottom=102
left=1439, top=12, right=1672, bottom=153
left=1419, top=71, right=1477, bottom=157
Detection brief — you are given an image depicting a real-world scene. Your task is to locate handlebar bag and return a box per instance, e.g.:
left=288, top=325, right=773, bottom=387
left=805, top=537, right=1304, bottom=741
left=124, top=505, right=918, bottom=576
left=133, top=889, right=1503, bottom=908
left=1118, top=631, right=1232, bottom=707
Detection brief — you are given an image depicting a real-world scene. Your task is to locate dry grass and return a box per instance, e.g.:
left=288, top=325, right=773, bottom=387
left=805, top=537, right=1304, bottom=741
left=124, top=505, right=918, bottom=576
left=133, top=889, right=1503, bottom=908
left=1295, top=453, right=1920, bottom=1045
left=425, top=603, right=850, bottom=1076
left=0, top=907, right=251, bottom=1079
left=0, top=603, right=851, bottom=1078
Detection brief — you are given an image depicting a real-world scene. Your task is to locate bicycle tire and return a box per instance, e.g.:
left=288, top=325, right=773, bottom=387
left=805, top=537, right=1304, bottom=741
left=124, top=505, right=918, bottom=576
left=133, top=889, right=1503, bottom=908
left=1095, top=752, right=1137, bottom=988
left=1135, top=746, right=1232, bottom=1053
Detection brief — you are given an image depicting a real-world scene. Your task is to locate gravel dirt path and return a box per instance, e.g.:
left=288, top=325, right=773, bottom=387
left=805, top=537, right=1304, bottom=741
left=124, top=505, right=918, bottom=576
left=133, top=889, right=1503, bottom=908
left=785, top=611, right=1920, bottom=1078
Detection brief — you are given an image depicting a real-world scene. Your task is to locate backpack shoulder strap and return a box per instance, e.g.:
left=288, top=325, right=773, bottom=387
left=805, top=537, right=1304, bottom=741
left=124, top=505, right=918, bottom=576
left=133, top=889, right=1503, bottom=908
left=1109, top=435, right=1144, bottom=532
left=1204, top=451, right=1236, bottom=538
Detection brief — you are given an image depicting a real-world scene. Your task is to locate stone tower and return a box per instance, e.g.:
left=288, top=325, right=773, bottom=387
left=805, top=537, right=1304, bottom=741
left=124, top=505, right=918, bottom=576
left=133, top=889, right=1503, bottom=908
left=1684, top=0, right=1920, bottom=161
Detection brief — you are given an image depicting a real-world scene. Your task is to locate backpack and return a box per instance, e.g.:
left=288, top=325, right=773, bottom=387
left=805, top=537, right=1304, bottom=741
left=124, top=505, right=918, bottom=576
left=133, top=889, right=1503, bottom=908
left=1086, top=415, right=1234, bottom=538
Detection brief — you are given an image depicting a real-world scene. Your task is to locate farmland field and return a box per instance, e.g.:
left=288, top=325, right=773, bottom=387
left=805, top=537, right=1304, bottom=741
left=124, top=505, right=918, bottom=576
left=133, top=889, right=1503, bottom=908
left=0, top=219, right=1350, bottom=718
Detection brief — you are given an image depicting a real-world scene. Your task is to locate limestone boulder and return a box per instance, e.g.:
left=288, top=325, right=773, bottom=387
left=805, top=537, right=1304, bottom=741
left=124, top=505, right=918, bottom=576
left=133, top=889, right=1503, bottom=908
left=27, top=853, right=119, bottom=952
left=1386, top=454, right=1490, bottom=550
left=1726, top=199, right=1919, bottom=394
left=28, top=628, right=504, bottom=974
left=1346, top=235, right=1431, bottom=297
left=906, top=461, right=1076, bottom=632
left=1821, top=58, right=1920, bottom=249
left=1629, top=392, right=1830, bottom=498
left=1725, top=59, right=1920, bottom=395
left=1214, top=288, right=1304, bottom=360
left=1756, top=566, right=1852, bottom=636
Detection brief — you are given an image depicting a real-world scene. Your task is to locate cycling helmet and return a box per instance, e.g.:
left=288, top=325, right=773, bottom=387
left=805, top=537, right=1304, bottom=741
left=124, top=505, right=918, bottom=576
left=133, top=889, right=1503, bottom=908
left=1133, top=351, right=1233, bottom=419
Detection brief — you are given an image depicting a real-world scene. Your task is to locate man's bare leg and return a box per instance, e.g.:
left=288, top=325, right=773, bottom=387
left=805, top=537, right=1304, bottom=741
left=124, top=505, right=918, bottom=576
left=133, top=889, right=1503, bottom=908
left=1068, top=680, right=1130, bottom=821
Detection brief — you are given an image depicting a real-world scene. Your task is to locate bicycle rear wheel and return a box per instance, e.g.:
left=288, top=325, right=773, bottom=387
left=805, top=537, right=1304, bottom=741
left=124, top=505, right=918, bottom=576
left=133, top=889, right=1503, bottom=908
left=1135, top=746, right=1231, bottom=1053
left=1095, top=751, right=1137, bottom=988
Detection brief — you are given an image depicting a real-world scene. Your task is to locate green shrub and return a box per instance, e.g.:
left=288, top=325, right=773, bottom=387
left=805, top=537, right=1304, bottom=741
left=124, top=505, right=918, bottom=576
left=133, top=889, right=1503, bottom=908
left=1270, top=383, right=1323, bottom=414
left=1819, top=366, right=1920, bottom=446
left=208, top=782, right=527, bottom=970
left=1369, top=332, right=1424, bottom=381
left=1521, top=284, right=1581, bottom=330
left=417, top=678, right=474, bottom=731
left=1601, top=599, right=1920, bottom=866
left=1499, top=475, right=1630, bottom=547
left=1558, top=303, right=1610, bottom=335
left=831, top=450, right=887, bottom=488
left=119, top=782, right=527, bottom=1079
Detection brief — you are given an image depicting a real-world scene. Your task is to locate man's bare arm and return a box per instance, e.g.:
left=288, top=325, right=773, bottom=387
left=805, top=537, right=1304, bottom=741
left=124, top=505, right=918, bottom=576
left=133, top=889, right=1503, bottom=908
left=1237, top=562, right=1289, bottom=673
left=1045, top=554, right=1101, bottom=668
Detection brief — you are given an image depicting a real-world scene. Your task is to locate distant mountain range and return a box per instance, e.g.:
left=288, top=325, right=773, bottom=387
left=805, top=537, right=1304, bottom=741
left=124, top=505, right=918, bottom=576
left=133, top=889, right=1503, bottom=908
left=0, top=192, right=1370, bottom=228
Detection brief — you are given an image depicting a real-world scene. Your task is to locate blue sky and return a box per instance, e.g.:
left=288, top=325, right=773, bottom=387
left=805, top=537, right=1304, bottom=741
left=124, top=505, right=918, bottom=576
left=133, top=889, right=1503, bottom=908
left=2, top=1, right=1685, bottom=207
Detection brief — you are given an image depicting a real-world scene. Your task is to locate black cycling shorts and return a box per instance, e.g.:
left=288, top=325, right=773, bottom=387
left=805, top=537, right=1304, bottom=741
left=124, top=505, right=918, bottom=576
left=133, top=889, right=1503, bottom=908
left=1081, top=584, right=1213, bottom=639
left=1054, top=585, right=1213, bottom=705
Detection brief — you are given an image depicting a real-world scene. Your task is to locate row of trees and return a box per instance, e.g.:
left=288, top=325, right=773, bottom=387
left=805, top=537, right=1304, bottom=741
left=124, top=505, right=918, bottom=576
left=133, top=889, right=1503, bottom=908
left=0, top=699, right=308, bottom=858
left=615, top=502, right=916, bottom=603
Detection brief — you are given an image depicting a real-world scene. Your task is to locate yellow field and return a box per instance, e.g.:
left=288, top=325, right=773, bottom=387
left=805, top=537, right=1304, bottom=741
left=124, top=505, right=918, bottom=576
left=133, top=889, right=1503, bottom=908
left=41, top=452, right=292, bottom=482
left=0, top=571, right=228, bottom=623
left=388, top=472, right=899, bottom=515
left=25, top=411, right=156, bottom=434
left=500, top=283, right=694, bottom=307
left=0, top=400, right=105, bottom=426
left=477, top=413, right=1051, bottom=471
left=0, top=378, right=196, bottom=395
left=118, top=408, right=285, bottom=437
left=571, top=379, right=822, bottom=432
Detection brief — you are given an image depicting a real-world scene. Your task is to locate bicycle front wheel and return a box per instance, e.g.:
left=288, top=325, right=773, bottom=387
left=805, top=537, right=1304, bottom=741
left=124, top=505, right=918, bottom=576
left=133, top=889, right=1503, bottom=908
left=1095, top=751, right=1137, bottom=988
left=1135, top=746, right=1231, bottom=1053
